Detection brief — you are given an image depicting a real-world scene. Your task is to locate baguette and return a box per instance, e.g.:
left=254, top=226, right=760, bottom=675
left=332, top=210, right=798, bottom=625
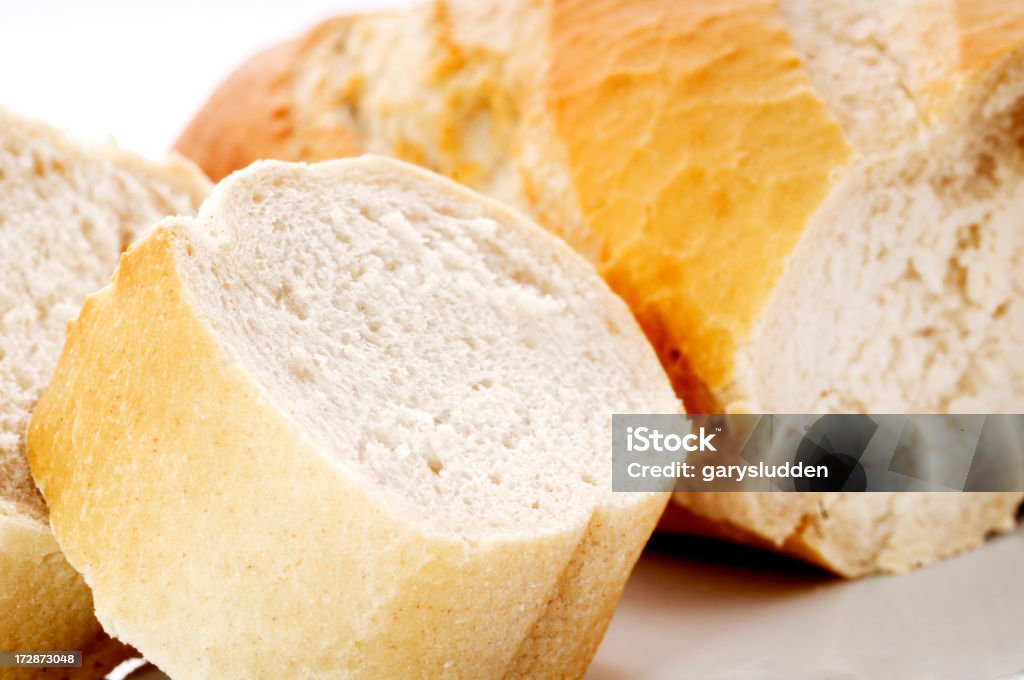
left=176, top=0, right=1024, bottom=576
left=28, top=156, right=679, bottom=679
left=0, top=108, right=208, bottom=677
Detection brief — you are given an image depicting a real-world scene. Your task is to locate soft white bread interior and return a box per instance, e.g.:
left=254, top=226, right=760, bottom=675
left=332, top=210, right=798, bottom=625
left=175, top=0, right=1024, bottom=576
left=28, top=156, right=679, bottom=679
left=0, top=107, right=208, bottom=674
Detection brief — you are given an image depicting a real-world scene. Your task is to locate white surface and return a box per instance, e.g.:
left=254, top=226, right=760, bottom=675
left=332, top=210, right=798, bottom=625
left=589, top=525, right=1024, bottom=680
left=0, top=0, right=415, bottom=158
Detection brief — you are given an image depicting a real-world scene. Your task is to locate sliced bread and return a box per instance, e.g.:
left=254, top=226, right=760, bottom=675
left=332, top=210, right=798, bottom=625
left=27, top=156, right=679, bottom=679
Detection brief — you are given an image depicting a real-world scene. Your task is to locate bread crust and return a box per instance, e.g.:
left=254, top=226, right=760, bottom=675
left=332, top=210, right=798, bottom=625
left=175, top=39, right=307, bottom=181
left=27, top=160, right=671, bottom=678
left=0, top=508, right=132, bottom=679
left=175, top=18, right=362, bottom=181
left=544, top=0, right=853, bottom=405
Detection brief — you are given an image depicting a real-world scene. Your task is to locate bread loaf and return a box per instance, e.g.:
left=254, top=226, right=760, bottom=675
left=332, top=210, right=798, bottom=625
left=0, top=108, right=208, bottom=676
left=176, top=0, right=1024, bottom=576
left=28, top=156, right=679, bottom=678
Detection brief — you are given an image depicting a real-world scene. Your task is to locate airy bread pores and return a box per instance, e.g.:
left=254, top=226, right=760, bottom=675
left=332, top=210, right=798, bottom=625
left=0, top=108, right=208, bottom=676
left=175, top=0, right=1024, bottom=576
left=28, top=156, right=679, bottom=679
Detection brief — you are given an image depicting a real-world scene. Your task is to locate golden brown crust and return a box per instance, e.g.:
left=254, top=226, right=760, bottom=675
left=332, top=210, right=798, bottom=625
left=175, top=18, right=363, bottom=181
left=175, top=40, right=308, bottom=181
left=545, top=0, right=852, bottom=405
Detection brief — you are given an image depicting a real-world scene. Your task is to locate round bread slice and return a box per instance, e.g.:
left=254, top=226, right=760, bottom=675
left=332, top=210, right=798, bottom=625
left=28, top=156, right=678, bottom=679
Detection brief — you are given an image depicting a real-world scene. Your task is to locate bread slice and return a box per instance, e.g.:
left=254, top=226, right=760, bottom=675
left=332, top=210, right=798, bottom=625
left=27, top=156, right=678, bottom=679
left=0, top=108, right=208, bottom=676
left=175, top=0, right=1024, bottom=576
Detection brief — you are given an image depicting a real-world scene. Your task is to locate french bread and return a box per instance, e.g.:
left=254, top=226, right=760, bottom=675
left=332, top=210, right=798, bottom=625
left=27, top=156, right=679, bottom=679
left=176, top=0, right=1024, bottom=576
left=0, top=108, right=208, bottom=677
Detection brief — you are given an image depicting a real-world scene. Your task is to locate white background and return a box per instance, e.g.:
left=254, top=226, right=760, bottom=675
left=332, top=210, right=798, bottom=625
left=0, top=0, right=413, bottom=157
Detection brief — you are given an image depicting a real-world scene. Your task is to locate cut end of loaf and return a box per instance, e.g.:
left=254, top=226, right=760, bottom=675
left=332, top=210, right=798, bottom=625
left=746, top=49, right=1024, bottom=415
left=173, top=156, right=677, bottom=538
